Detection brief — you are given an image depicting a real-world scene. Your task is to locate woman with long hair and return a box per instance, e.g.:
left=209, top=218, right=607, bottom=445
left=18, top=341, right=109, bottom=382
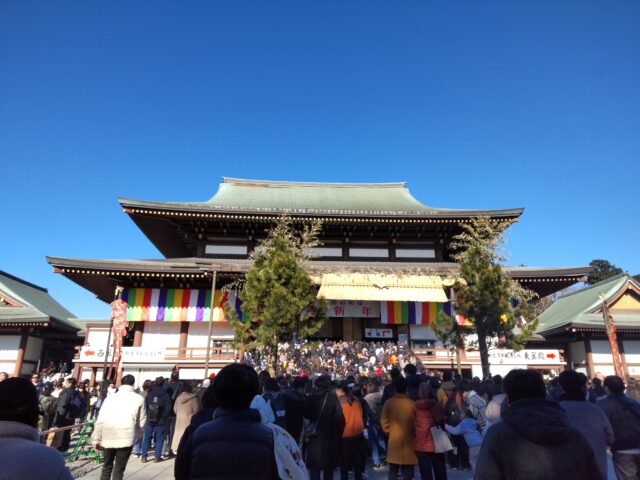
left=414, top=382, right=447, bottom=480
left=171, top=382, right=200, bottom=453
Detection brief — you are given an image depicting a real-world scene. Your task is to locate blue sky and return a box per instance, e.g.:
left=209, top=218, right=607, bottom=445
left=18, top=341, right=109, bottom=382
left=1, top=1, right=638, bottom=319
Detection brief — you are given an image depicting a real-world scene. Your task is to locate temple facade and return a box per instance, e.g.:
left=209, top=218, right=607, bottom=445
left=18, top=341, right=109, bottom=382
left=47, top=178, right=590, bottom=382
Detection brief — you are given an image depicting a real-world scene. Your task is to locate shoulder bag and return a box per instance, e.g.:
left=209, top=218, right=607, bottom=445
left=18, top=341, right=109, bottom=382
left=431, top=425, right=453, bottom=453
left=303, top=393, right=328, bottom=442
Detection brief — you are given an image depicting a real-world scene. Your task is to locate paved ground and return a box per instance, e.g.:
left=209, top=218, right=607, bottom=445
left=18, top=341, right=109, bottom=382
left=74, top=454, right=618, bottom=480
left=75, top=457, right=478, bottom=480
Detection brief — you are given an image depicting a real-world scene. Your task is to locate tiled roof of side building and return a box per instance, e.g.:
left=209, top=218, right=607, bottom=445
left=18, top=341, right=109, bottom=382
left=536, top=273, right=639, bottom=335
left=0, top=270, right=78, bottom=331
left=119, top=177, right=524, bottom=217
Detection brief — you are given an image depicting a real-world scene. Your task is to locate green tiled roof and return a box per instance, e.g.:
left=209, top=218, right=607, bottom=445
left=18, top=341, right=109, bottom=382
left=0, top=270, right=78, bottom=331
left=120, top=178, right=524, bottom=217
left=536, top=273, right=639, bottom=335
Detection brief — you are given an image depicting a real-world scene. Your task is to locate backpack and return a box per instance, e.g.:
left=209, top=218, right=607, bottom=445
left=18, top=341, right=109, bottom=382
left=444, top=391, right=465, bottom=426
left=467, top=392, right=487, bottom=429
left=147, top=396, right=163, bottom=424
left=69, top=391, right=82, bottom=419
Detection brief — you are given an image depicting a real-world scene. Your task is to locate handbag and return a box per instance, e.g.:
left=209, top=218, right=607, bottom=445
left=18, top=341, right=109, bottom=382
left=431, top=425, right=453, bottom=453
left=303, top=393, right=328, bottom=442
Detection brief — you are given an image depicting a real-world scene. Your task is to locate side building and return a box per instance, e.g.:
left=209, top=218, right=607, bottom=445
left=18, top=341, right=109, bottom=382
left=47, top=178, right=589, bottom=381
left=537, top=273, right=640, bottom=380
left=0, top=270, right=79, bottom=377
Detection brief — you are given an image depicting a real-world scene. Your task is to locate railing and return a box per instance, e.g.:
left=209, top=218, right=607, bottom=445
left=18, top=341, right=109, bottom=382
left=164, top=347, right=236, bottom=361
left=412, top=348, right=460, bottom=362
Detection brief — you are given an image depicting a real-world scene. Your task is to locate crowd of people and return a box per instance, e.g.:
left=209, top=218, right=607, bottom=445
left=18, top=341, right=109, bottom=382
left=1, top=359, right=640, bottom=480
left=242, top=340, right=418, bottom=379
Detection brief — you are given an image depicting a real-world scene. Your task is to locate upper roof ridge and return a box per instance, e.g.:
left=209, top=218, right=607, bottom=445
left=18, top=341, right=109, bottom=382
left=221, top=177, right=408, bottom=188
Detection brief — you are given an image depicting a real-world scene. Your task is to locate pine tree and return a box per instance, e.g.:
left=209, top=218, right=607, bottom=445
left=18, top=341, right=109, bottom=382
left=587, top=259, right=624, bottom=285
left=432, top=217, right=538, bottom=379
left=225, top=216, right=327, bottom=373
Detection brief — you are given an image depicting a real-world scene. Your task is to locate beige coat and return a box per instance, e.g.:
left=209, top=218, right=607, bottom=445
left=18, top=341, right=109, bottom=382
left=172, top=392, right=200, bottom=452
left=92, top=385, right=146, bottom=449
left=381, top=393, right=418, bottom=466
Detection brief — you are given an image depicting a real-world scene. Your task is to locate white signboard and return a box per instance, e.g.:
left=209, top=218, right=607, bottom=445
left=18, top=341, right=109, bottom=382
left=121, top=347, right=165, bottom=363
left=488, top=349, right=561, bottom=365
left=79, top=345, right=108, bottom=362
left=328, top=300, right=380, bottom=318
left=364, top=328, right=393, bottom=339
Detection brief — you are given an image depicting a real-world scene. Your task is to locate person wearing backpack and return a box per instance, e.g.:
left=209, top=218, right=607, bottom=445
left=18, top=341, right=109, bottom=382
left=464, top=383, right=487, bottom=431
left=140, top=377, right=172, bottom=463
left=53, top=377, right=79, bottom=452
left=443, top=384, right=469, bottom=471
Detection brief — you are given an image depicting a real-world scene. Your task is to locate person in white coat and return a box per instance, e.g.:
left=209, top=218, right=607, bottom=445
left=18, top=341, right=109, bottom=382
left=92, top=375, right=146, bottom=480
left=0, top=377, right=73, bottom=480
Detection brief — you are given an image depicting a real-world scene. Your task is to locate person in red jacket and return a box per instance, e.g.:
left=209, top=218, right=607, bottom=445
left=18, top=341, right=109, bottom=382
left=414, top=382, right=447, bottom=480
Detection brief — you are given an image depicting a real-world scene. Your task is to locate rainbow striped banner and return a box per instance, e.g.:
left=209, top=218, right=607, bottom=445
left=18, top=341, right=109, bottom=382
left=122, top=288, right=242, bottom=322
left=380, top=301, right=452, bottom=325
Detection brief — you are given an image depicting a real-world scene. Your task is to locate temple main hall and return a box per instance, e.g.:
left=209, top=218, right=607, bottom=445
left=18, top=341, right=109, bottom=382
left=47, top=178, right=590, bottom=382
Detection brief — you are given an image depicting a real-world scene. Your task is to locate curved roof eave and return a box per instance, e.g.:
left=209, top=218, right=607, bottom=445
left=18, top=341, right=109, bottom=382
left=118, top=197, right=524, bottom=219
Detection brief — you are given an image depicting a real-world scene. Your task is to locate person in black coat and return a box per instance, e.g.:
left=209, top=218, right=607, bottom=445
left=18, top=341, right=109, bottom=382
left=282, top=376, right=306, bottom=443
left=304, top=375, right=346, bottom=480
left=53, top=377, right=78, bottom=452
left=475, top=369, right=603, bottom=480
left=175, top=363, right=279, bottom=480
left=381, top=368, right=401, bottom=405
left=597, top=375, right=640, bottom=478
left=140, top=377, right=172, bottom=463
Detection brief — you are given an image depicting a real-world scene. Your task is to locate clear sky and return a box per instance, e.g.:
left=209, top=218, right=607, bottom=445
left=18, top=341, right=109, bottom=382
left=1, top=1, right=639, bottom=319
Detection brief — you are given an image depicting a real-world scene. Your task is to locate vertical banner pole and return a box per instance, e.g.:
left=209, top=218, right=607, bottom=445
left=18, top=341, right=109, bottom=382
left=204, top=270, right=218, bottom=378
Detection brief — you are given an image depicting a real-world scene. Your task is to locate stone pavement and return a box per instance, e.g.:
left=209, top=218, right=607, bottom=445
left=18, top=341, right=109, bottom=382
left=74, top=454, right=618, bottom=480
left=74, top=456, right=479, bottom=480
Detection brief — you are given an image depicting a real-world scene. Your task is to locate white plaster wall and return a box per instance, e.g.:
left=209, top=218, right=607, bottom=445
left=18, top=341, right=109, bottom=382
left=85, top=328, right=112, bottom=349
left=0, top=362, right=15, bottom=374
left=623, top=340, right=640, bottom=363
left=591, top=340, right=613, bottom=364
left=0, top=336, right=20, bottom=360
left=141, top=323, right=181, bottom=349
left=186, top=322, right=235, bottom=347
left=186, top=323, right=209, bottom=348
left=409, top=325, right=437, bottom=340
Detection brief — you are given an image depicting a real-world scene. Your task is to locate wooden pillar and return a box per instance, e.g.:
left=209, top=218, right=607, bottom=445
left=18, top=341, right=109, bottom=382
left=133, top=322, right=145, bottom=347
left=13, top=334, right=28, bottom=377
left=90, top=367, right=97, bottom=386
left=179, top=322, right=189, bottom=359
left=343, top=318, right=354, bottom=341
left=353, top=318, right=362, bottom=341
left=584, top=337, right=595, bottom=379
left=618, top=336, right=630, bottom=380
left=563, top=342, right=573, bottom=370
